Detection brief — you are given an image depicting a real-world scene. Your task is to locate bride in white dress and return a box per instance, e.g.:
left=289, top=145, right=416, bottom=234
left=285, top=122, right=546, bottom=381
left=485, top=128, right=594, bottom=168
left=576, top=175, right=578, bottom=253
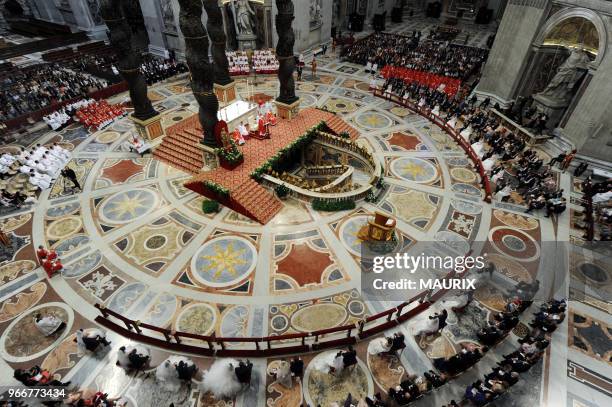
left=199, top=358, right=244, bottom=399
left=367, top=337, right=392, bottom=355
left=155, top=355, right=196, bottom=391
left=116, top=344, right=150, bottom=371
left=412, top=313, right=439, bottom=337
left=311, top=351, right=345, bottom=375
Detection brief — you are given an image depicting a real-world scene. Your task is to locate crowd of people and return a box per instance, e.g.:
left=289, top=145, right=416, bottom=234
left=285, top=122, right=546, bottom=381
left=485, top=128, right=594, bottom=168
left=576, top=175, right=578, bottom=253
left=226, top=49, right=280, bottom=75
left=75, top=100, right=127, bottom=132
left=252, top=49, right=280, bottom=74
left=0, top=63, right=108, bottom=122
left=342, top=31, right=488, bottom=80
left=459, top=298, right=565, bottom=406
left=455, top=106, right=565, bottom=214
left=0, top=143, right=72, bottom=203
left=141, top=55, right=188, bottom=85
left=227, top=51, right=251, bottom=75
left=43, top=99, right=93, bottom=131
left=373, top=73, right=568, bottom=213
left=575, top=176, right=612, bottom=241
left=380, top=65, right=462, bottom=96
left=68, top=52, right=122, bottom=83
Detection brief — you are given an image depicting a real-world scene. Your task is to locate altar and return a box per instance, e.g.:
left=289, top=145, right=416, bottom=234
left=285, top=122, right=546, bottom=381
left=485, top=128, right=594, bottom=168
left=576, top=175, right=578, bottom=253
left=217, top=100, right=258, bottom=132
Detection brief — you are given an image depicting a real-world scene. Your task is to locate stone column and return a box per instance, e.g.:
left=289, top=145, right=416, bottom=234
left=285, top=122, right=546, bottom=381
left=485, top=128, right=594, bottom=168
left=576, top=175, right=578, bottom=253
left=177, top=0, right=220, bottom=147
left=274, top=0, right=299, bottom=119
left=203, top=0, right=236, bottom=104
left=475, top=0, right=549, bottom=106
left=561, top=56, right=612, bottom=161
left=138, top=0, right=170, bottom=57
left=67, top=0, right=107, bottom=39
left=100, top=0, right=162, bottom=140
left=29, top=0, right=65, bottom=24
left=260, top=0, right=274, bottom=49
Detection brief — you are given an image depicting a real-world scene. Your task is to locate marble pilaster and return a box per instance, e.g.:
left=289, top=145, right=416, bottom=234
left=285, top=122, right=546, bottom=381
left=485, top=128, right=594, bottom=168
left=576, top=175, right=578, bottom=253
left=476, top=0, right=550, bottom=106
left=138, top=0, right=170, bottom=57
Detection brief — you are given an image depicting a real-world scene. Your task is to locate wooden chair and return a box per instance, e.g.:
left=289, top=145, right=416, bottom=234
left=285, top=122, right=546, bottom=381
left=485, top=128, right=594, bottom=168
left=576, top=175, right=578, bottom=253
left=358, top=211, right=396, bottom=242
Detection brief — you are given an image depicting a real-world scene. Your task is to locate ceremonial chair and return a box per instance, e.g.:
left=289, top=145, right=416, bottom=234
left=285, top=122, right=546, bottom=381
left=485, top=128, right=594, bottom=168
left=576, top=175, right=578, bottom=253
left=358, top=211, right=396, bottom=242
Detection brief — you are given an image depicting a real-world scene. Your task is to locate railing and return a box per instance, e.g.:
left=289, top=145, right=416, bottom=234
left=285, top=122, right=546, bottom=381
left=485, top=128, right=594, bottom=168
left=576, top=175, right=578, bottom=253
left=94, top=266, right=468, bottom=357
left=490, top=109, right=549, bottom=145
left=373, top=89, right=492, bottom=202
left=306, top=165, right=347, bottom=177
left=2, top=81, right=130, bottom=130
left=314, top=131, right=378, bottom=170
left=258, top=132, right=381, bottom=203
left=261, top=173, right=372, bottom=203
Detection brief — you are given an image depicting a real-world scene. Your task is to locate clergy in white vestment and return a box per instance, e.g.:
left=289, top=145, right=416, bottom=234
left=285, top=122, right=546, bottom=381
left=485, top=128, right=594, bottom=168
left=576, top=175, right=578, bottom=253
left=41, top=155, right=61, bottom=175
left=29, top=174, right=51, bottom=190
left=51, top=143, right=71, bottom=162
left=0, top=153, right=15, bottom=166
left=33, top=160, right=55, bottom=177
left=20, top=164, right=34, bottom=174
left=18, top=148, right=29, bottom=162
left=34, top=313, right=65, bottom=336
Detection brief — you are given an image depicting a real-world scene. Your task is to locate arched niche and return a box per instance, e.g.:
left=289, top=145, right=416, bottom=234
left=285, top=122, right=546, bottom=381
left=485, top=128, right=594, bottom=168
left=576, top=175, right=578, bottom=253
left=535, top=8, right=607, bottom=67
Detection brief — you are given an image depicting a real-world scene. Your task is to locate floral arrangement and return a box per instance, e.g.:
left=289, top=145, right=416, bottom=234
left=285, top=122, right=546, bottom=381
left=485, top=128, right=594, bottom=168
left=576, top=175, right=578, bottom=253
left=312, top=198, right=356, bottom=211
left=215, top=138, right=244, bottom=166
left=275, top=183, right=290, bottom=198
left=203, top=180, right=229, bottom=197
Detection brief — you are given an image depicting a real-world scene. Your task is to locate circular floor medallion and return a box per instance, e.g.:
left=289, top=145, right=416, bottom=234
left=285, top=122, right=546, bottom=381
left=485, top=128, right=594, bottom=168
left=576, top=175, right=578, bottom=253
left=191, top=236, right=257, bottom=288
left=0, top=302, right=73, bottom=363
left=291, top=303, right=347, bottom=332
left=304, top=351, right=373, bottom=407
left=96, top=131, right=121, bottom=144
left=356, top=111, right=392, bottom=129
left=46, top=216, right=82, bottom=240
left=175, top=303, right=217, bottom=336
left=99, top=189, right=158, bottom=225
left=450, top=167, right=477, bottom=183
left=489, top=227, right=540, bottom=262
left=391, top=157, right=438, bottom=184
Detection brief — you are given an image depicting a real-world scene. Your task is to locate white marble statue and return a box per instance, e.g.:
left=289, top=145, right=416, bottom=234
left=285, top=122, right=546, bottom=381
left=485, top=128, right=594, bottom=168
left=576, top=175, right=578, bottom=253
left=538, top=50, right=589, bottom=102
left=233, top=0, right=256, bottom=36
left=310, top=0, right=322, bottom=26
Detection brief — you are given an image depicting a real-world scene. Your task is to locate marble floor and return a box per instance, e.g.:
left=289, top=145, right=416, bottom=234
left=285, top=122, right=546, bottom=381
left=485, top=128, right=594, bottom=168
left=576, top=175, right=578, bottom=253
left=0, top=18, right=610, bottom=407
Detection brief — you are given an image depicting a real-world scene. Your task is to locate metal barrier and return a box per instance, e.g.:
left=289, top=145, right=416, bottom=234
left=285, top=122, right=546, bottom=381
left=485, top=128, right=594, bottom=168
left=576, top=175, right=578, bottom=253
left=94, top=267, right=468, bottom=357
left=373, top=89, right=492, bottom=202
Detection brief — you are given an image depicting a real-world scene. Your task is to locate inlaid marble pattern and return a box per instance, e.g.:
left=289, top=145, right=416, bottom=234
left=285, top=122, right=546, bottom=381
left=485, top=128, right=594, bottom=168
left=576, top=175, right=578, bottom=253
left=269, top=289, right=367, bottom=336
left=569, top=310, right=612, bottom=364
left=113, top=212, right=199, bottom=276
left=48, top=158, right=95, bottom=199
left=304, top=351, right=373, bottom=407
left=378, top=186, right=441, bottom=231
left=272, top=231, right=348, bottom=293
left=95, top=158, right=157, bottom=189
left=389, top=156, right=441, bottom=186
left=0, top=29, right=602, bottom=407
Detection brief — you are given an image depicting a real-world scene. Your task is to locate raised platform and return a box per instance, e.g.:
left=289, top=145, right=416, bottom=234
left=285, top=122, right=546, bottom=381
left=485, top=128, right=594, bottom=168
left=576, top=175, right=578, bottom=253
left=176, top=108, right=358, bottom=224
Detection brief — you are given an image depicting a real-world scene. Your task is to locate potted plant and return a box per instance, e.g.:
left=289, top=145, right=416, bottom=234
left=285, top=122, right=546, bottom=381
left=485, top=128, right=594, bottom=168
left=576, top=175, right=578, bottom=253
left=216, top=139, right=244, bottom=170
left=275, top=183, right=290, bottom=199
left=202, top=199, right=220, bottom=214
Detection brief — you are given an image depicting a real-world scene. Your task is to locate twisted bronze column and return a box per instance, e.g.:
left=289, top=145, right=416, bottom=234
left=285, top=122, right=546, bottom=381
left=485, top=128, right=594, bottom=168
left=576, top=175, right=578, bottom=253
left=177, top=0, right=220, bottom=147
left=275, top=0, right=298, bottom=105
left=203, top=0, right=233, bottom=86
left=99, top=0, right=157, bottom=120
